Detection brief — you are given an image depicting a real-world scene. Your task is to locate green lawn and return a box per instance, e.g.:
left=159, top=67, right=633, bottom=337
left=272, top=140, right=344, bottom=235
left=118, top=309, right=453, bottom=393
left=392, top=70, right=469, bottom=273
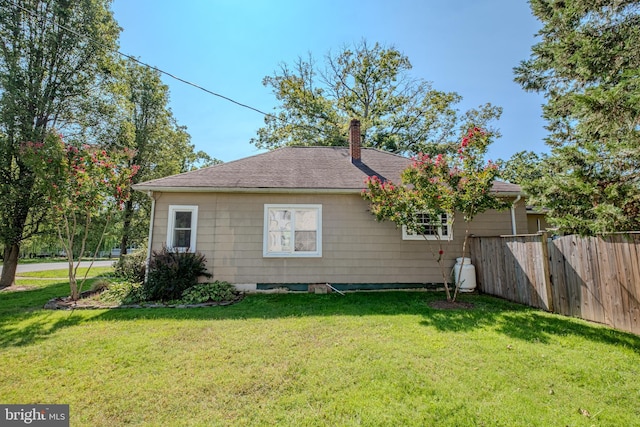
left=1, top=273, right=639, bottom=426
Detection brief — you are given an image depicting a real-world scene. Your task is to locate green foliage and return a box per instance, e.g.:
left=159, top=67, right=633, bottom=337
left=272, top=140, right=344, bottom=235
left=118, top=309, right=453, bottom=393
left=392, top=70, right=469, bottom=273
left=362, top=128, right=509, bottom=300
left=113, top=246, right=147, bottom=283
left=20, top=134, right=139, bottom=300
left=89, top=278, right=111, bottom=293
left=179, top=281, right=238, bottom=304
left=109, top=59, right=213, bottom=253
left=98, top=279, right=145, bottom=305
left=254, top=40, right=502, bottom=155
left=364, top=128, right=507, bottom=226
left=3, top=286, right=640, bottom=426
left=514, top=0, right=640, bottom=234
left=144, top=246, right=212, bottom=302
left=0, top=0, right=120, bottom=288
left=497, top=151, right=547, bottom=186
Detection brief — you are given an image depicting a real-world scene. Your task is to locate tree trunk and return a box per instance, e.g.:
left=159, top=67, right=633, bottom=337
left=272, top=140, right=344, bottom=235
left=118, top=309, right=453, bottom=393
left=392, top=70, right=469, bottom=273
left=0, top=243, right=20, bottom=289
left=119, top=200, right=133, bottom=256
left=69, top=260, right=79, bottom=301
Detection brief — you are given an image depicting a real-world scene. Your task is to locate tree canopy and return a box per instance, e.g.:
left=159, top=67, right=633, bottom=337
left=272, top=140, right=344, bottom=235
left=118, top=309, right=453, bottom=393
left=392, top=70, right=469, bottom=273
left=110, top=58, right=215, bottom=254
left=514, top=0, right=640, bottom=234
left=254, top=40, right=502, bottom=156
left=0, top=1, right=212, bottom=288
left=362, top=127, right=508, bottom=301
left=0, top=0, right=120, bottom=288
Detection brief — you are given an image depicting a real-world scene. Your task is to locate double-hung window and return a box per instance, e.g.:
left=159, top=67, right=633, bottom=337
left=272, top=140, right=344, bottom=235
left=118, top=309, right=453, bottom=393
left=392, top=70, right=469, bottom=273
left=264, top=204, right=322, bottom=257
left=402, top=212, right=452, bottom=241
left=167, top=205, right=198, bottom=252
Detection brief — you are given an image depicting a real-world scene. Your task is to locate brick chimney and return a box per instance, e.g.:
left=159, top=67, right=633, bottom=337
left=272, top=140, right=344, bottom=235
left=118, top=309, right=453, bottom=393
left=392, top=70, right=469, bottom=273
left=349, top=119, right=361, bottom=164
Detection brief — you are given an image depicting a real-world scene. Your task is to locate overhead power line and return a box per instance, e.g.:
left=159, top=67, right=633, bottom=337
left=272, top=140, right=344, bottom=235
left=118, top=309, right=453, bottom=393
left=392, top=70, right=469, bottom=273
left=3, top=0, right=339, bottom=142
left=6, top=0, right=273, bottom=118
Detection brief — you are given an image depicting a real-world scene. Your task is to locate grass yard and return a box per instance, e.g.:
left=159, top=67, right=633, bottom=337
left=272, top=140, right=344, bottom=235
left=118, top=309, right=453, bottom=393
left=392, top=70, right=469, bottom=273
left=1, top=271, right=639, bottom=426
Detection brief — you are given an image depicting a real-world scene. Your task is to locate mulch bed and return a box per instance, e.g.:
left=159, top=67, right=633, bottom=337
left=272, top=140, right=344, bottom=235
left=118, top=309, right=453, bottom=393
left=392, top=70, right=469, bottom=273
left=43, top=290, right=244, bottom=310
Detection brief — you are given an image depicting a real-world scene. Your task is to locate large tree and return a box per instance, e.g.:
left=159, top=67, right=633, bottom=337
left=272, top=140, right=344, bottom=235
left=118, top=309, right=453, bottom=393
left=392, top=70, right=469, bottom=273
left=0, top=0, right=120, bottom=288
left=514, top=0, right=640, bottom=234
left=254, top=40, right=502, bottom=156
left=111, top=59, right=215, bottom=255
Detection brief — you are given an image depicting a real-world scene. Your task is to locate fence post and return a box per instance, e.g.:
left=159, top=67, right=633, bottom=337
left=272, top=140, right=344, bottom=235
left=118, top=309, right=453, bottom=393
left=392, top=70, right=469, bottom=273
left=539, top=231, right=554, bottom=312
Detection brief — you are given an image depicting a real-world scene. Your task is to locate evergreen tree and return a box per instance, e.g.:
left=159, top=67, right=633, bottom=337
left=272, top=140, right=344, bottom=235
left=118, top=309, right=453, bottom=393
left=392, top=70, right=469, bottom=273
left=514, top=0, right=640, bottom=234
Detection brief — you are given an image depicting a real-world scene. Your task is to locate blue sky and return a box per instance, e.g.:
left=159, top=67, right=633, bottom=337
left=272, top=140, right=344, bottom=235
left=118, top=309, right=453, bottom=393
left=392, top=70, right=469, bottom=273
left=111, top=0, right=546, bottom=163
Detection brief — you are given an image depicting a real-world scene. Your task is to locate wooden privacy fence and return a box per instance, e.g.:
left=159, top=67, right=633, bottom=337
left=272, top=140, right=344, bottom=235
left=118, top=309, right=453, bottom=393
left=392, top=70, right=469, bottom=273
left=469, top=233, right=640, bottom=335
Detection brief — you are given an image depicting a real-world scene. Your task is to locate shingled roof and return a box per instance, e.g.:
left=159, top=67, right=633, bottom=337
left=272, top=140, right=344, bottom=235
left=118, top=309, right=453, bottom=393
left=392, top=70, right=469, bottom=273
left=132, top=145, right=522, bottom=195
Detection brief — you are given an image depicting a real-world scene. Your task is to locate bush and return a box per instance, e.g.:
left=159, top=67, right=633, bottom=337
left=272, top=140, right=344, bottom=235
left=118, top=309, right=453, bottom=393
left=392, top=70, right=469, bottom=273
left=98, top=280, right=145, bottom=305
left=180, top=281, right=237, bottom=304
left=113, top=246, right=147, bottom=282
left=144, top=246, right=212, bottom=301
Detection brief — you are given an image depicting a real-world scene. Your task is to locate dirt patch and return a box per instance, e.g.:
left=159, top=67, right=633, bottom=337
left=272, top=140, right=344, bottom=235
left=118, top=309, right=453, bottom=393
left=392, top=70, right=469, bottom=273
left=429, top=300, right=475, bottom=310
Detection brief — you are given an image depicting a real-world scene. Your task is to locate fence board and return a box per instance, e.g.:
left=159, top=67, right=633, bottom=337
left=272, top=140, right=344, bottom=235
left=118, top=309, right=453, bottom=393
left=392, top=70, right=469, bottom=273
left=470, top=232, right=640, bottom=335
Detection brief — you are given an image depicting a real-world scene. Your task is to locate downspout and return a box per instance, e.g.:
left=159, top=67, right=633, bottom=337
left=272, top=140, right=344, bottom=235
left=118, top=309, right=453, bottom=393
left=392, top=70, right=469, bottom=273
left=511, top=195, right=522, bottom=235
left=145, top=191, right=156, bottom=283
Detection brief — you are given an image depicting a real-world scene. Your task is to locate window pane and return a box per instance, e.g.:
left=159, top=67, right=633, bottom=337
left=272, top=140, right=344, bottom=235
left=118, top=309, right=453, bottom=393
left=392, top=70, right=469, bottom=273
left=295, top=210, right=317, bottom=230
left=410, top=213, right=445, bottom=236
left=440, top=213, right=449, bottom=236
left=269, top=209, right=291, bottom=232
left=173, top=229, right=191, bottom=248
left=264, top=205, right=321, bottom=256
left=294, top=231, right=316, bottom=252
left=268, top=231, right=291, bottom=252
left=175, top=211, right=192, bottom=229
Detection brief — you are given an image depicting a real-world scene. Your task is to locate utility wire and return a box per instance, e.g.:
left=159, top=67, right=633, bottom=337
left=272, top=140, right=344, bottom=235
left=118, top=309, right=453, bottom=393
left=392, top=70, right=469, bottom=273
left=5, top=0, right=274, bottom=118
left=3, top=0, right=334, bottom=140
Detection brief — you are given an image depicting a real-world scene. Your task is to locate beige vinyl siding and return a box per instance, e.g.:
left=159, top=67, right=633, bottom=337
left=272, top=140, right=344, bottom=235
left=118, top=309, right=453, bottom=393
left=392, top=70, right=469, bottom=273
left=149, top=192, right=526, bottom=285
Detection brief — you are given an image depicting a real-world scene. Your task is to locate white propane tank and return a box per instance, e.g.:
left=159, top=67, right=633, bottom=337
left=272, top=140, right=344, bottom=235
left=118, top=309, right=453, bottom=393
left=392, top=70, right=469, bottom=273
left=454, top=257, right=476, bottom=292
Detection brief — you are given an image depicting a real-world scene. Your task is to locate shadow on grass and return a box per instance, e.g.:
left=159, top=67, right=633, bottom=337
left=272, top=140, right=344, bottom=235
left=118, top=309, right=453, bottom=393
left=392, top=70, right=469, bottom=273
left=0, top=311, right=84, bottom=347
left=418, top=298, right=640, bottom=350
left=2, top=285, right=639, bottom=352
left=0, top=280, right=99, bottom=348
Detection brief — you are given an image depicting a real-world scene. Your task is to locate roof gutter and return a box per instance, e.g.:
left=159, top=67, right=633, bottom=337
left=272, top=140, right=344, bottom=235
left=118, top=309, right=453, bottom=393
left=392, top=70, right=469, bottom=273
left=132, top=186, right=524, bottom=197
left=132, top=186, right=365, bottom=194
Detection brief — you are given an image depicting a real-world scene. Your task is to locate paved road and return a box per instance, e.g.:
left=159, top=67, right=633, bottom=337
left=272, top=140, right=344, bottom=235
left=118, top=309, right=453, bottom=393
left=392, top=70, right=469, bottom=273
left=0, top=260, right=115, bottom=274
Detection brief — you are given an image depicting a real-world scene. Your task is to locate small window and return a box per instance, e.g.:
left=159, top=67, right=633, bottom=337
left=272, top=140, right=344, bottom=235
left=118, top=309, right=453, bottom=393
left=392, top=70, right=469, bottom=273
left=402, top=212, right=452, bottom=240
left=167, top=205, right=198, bottom=252
left=264, top=204, right=322, bottom=257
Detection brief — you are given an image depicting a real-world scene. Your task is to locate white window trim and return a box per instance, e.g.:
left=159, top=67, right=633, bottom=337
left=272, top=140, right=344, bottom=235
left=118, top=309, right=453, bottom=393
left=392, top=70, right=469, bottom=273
left=402, top=213, right=453, bottom=241
left=167, top=205, right=198, bottom=252
left=263, top=204, right=322, bottom=258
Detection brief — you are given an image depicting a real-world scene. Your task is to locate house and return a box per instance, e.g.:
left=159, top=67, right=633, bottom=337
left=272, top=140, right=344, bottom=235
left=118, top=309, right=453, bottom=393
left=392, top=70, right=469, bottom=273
left=133, top=120, right=525, bottom=292
left=526, top=206, right=552, bottom=234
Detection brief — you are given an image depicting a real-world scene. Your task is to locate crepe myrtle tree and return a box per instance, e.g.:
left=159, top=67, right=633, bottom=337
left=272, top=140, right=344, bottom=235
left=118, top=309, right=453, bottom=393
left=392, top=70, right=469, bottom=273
left=21, top=132, right=139, bottom=300
left=362, top=127, right=509, bottom=302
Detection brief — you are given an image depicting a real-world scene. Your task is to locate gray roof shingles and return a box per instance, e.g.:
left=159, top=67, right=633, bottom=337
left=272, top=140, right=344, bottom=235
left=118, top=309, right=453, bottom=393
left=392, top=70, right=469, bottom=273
left=133, top=146, right=521, bottom=194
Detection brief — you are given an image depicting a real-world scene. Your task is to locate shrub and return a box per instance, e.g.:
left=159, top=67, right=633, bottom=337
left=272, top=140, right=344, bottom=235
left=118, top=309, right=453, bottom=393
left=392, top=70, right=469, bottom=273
left=99, top=279, right=145, bottom=305
left=144, top=246, right=212, bottom=301
left=180, top=281, right=237, bottom=304
left=113, top=246, right=147, bottom=282
left=90, top=278, right=111, bottom=293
